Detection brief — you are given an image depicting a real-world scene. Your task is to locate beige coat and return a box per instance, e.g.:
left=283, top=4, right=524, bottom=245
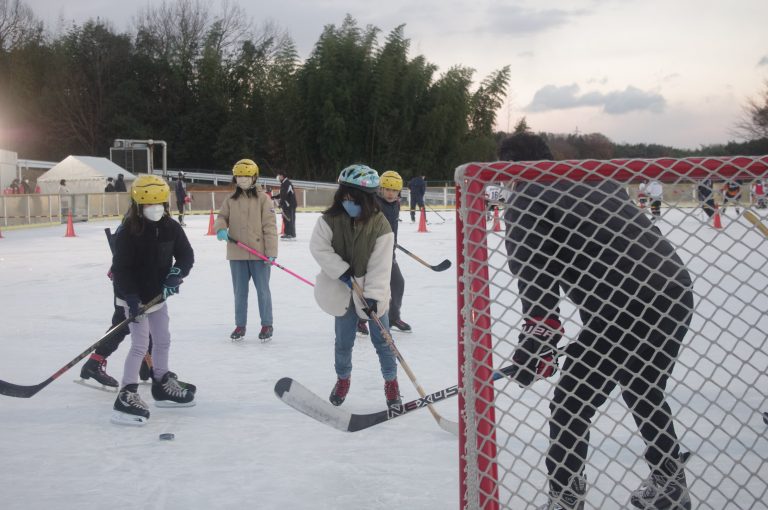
left=213, top=188, right=278, bottom=260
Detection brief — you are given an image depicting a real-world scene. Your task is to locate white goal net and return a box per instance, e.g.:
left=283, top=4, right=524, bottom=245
left=455, top=156, right=768, bottom=510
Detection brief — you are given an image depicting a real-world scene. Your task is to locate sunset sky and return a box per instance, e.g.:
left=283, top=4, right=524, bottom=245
left=27, top=0, right=768, bottom=149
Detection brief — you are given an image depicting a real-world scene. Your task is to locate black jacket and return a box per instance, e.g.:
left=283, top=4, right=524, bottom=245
left=272, top=178, right=297, bottom=211
left=114, top=177, right=127, bottom=192
left=375, top=195, right=400, bottom=246
left=408, top=176, right=426, bottom=200
left=505, top=180, right=692, bottom=350
left=112, top=216, right=194, bottom=303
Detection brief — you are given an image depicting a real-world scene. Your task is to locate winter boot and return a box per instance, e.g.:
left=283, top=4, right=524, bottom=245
left=536, top=472, right=587, bottom=510
left=329, top=377, right=351, bottom=406
left=230, top=326, right=246, bottom=340
left=111, top=384, right=150, bottom=425
left=630, top=452, right=691, bottom=510
left=390, top=318, right=412, bottom=333
left=151, top=371, right=196, bottom=407
left=258, top=325, right=274, bottom=341
left=385, top=378, right=402, bottom=407
left=80, top=354, right=118, bottom=388
left=356, top=320, right=369, bottom=336
left=139, top=353, right=153, bottom=382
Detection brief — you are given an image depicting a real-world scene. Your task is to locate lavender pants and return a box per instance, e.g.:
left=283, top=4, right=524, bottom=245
left=120, top=302, right=171, bottom=387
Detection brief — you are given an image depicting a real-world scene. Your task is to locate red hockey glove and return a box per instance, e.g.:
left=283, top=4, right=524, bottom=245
left=508, top=318, right=563, bottom=387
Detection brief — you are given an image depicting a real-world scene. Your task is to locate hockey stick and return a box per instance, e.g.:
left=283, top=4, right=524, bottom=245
left=426, top=203, right=447, bottom=224
left=351, top=281, right=458, bottom=435
left=275, top=364, right=520, bottom=432
left=396, top=244, right=451, bottom=272
left=743, top=210, right=768, bottom=238
left=228, top=235, right=315, bottom=287
left=0, top=294, right=164, bottom=398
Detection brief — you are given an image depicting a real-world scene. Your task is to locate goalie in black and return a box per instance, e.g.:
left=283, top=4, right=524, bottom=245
left=500, top=132, right=693, bottom=510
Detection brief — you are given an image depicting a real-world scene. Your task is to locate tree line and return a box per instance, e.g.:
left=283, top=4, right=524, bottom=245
left=1, top=0, right=766, bottom=183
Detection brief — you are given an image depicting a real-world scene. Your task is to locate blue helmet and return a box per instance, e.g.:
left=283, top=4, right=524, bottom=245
left=338, top=164, right=380, bottom=194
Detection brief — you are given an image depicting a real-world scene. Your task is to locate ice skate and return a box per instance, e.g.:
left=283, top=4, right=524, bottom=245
left=356, top=320, right=369, bottom=336
left=230, top=326, right=246, bottom=341
left=390, top=318, right=412, bottom=333
left=151, top=371, right=196, bottom=408
left=536, top=473, right=586, bottom=510
left=385, top=378, right=402, bottom=407
left=630, top=452, right=691, bottom=510
left=76, top=354, right=118, bottom=391
left=258, top=325, right=273, bottom=342
left=111, top=384, right=150, bottom=426
left=329, top=377, right=350, bottom=406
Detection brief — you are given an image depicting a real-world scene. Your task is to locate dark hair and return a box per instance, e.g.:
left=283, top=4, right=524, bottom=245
left=324, top=184, right=379, bottom=223
left=497, top=132, right=553, bottom=161
left=123, top=201, right=169, bottom=235
left=60, top=179, right=66, bottom=185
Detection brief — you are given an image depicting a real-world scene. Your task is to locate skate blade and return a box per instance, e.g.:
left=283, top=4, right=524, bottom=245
left=74, top=379, right=118, bottom=393
left=154, top=400, right=196, bottom=408
left=259, top=336, right=273, bottom=343
left=110, top=411, right=148, bottom=426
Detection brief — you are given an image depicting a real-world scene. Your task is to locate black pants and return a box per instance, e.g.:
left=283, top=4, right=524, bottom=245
left=388, top=260, right=404, bottom=322
left=410, top=196, right=425, bottom=221
left=546, top=289, right=694, bottom=492
left=650, top=199, right=661, bottom=217
left=701, top=198, right=716, bottom=218
left=94, top=304, right=130, bottom=357
left=177, top=200, right=185, bottom=221
left=283, top=207, right=296, bottom=237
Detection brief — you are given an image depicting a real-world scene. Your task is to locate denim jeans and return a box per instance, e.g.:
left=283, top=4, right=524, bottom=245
left=230, top=259, right=273, bottom=327
left=334, top=299, right=397, bottom=381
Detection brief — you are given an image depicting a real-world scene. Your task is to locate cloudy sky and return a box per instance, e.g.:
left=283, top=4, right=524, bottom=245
left=28, top=0, right=768, bottom=149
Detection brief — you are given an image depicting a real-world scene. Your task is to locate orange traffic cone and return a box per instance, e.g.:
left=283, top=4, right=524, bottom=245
left=417, top=207, right=428, bottom=233
left=492, top=207, right=501, bottom=232
left=206, top=209, right=216, bottom=235
left=64, top=211, right=76, bottom=237
left=713, top=205, right=722, bottom=229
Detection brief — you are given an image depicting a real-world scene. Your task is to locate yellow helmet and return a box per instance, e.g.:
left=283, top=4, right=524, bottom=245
left=132, top=174, right=170, bottom=204
left=233, top=159, right=259, bottom=177
left=380, top=170, right=403, bottom=191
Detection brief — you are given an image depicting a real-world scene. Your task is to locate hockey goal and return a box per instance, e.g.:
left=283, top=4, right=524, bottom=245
left=455, top=156, right=768, bottom=510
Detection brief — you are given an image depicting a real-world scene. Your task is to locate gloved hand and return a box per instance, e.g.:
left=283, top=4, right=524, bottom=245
left=163, top=267, right=184, bottom=299
left=216, top=229, right=229, bottom=241
left=508, top=318, right=563, bottom=387
left=125, top=294, right=141, bottom=321
left=338, top=268, right=353, bottom=289
left=263, top=256, right=276, bottom=266
left=362, top=298, right=377, bottom=317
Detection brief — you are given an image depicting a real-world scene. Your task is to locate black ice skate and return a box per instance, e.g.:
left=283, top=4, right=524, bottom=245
left=536, top=472, right=586, bottom=510
left=230, top=326, right=246, bottom=340
left=385, top=378, right=402, bottom=407
left=630, top=452, right=691, bottom=510
left=329, top=377, right=350, bottom=406
left=356, top=320, right=369, bottom=336
left=151, top=371, right=196, bottom=408
left=390, top=318, right=412, bottom=333
left=111, top=384, right=150, bottom=426
left=76, top=354, right=118, bottom=391
left=258, top=325, right=273, bottom=341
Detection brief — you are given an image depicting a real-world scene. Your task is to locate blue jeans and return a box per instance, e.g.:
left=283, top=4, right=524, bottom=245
left=334, top=300, right=397, bottom=381
left=230, top=260, right=273, bottom=327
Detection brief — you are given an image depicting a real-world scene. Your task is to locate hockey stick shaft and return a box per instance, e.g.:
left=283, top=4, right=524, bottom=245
left=0, top=294, right=164, bottom=398
left=228, top=236, right=315, bottom=287
left=351, top=281, right=457, bottom=434
left=425, top=202, right=446, bottom=222
left=743, top=210, right=768, bottom=238
left=395, top=244, right=451, bottom=272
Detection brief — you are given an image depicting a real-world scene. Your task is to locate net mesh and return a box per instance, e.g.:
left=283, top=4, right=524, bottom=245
left=455, top=156, right=768, bottom=510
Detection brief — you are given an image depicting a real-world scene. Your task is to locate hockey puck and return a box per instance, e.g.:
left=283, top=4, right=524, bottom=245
left=159, top=433, right=175, bottom=441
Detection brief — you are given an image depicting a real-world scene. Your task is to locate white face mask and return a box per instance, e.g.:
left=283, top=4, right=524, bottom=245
left=143, top=204, right=165, bottom=222
left=236, top=176, right=254, bottom=189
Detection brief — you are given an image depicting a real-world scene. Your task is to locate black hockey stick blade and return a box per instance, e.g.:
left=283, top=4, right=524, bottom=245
left=275, top=376, right=460, bottom=432
left=0, top=294, right=163, bottom=398
left=395, top=244, right=451, bottom=272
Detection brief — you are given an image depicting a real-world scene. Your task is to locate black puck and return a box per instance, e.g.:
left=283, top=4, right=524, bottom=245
left=159, top=433, right=175, bottom=440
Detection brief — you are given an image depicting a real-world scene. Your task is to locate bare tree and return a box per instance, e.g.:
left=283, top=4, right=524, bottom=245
left=0, top=0, right=42, bottom=51
left=733, top=79, right=768, bottom=140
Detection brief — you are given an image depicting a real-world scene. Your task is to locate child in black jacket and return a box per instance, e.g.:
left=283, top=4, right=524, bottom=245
left=110, top=175, right=195, bottom=425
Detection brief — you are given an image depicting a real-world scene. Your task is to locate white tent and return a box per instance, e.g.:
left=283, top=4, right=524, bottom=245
left=37, top=155, right=136, bottom=193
